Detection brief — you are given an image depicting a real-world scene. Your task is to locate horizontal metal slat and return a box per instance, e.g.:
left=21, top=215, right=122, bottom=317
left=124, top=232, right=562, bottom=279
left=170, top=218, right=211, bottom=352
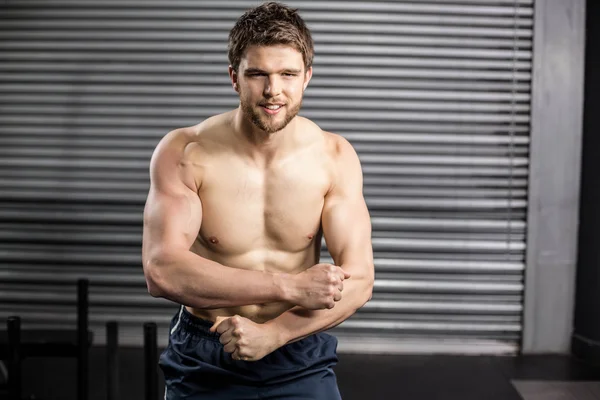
left=0, top=190, right=529, bottom=209
left=0, top=40, right=533, bottom=60
left=371, top=217, right=526, bottom=232
left=0, top=180, right=526, bottom=200
left=364, top=187, right=527, bottom=198
left=371, top=237, right=525, bottom=252
left=0, top=167, right=530, bottom=183
left=0, top=105, right=531, bottom=124
left=0, top=284, right=522, bottom=315
left=0, top=85, right=532, bottom=102
left=0, top=307, right=520, bottom=342
left=0, top=30, right=533, bottom=49
left=363, top=177, right=528, bottom=188
left=354, top=314, right=521, bottom=325
left=375, top=280, right=523, bottom=294
left=374, top=232, right=526, bottom=243
left=360, top=154, right=528, bottom=167
left=370, top=251, right=525, bottom=263
left=0, top=128, right=529, bottom=146
left=364, top=300, right=521, bottom=314
left=0, top=116, right=533, bottom=132
left=0, top=180, right=148, bottom=192
left=0, top=264, right=523, bottom=288
left=0, top=148, right=528, bottom=167
left=362, top=165, right=528, bottom=177
left=0, top=19, right=533, bottom=39
left=0, top=147, right=150, bottom=159
left=0, top=8, right=534, bottom=25
left=0, top=169, right=150, bottom=182
left=0, top=247, right=141, bottom=265
left=344, top=133, right=529, bottom=144
left=0, top=57, right=532, bottom=80
left=0, top=208, right=525, bottom=235
left=0, top=232, right=525, bottom=250
left=2, top=41, right=532, bottom=60
left=0, top=190, right=144, bottom=204
left=0, top=139, right=528, bottom=158
left=0, top=154, right=529, bottom=170
left=0, top=69, right=532, bottom=92
left=374, top=258, right=524, bottom=273
left=2, top=1, right=534, bottom=14
left=0, top=266, right=145, bottom=286
left=337, top=319, right=521, bottom=333
left=0, top=162, right=530, bottom=179
left=0, top=95, right=531, bottom=114
left=0, top=209, right=141, bottom=224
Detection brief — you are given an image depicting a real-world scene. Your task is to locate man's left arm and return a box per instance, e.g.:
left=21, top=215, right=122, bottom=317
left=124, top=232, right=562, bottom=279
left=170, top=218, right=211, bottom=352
left=265, top=135, right=375, bottom=345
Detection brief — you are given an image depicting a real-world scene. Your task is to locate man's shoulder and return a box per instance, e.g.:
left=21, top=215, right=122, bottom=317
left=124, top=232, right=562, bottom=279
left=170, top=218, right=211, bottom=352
left=297, top=116, right=355, bottom=158
left=318, top=130, right=358, bottom=165
left=156, top=113, right=233, bottom=155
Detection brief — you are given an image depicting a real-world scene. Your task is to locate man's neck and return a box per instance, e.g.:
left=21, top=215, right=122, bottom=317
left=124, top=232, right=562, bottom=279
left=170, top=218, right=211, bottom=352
left=232, top=108, right=298, bottom=165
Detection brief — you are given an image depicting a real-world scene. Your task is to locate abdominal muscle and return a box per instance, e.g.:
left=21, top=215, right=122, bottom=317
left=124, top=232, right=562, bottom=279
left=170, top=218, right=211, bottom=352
left=186, top=242, right=321, bottom=324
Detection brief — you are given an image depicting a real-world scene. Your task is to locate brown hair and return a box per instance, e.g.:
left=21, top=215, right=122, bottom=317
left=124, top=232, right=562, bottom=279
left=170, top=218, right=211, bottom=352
left=228, top=2, right=314, bottom=72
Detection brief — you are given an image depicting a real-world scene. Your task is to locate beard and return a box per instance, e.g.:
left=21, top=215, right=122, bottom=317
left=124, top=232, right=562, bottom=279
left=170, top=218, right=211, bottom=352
left=239, top=91, right=303, bottom=134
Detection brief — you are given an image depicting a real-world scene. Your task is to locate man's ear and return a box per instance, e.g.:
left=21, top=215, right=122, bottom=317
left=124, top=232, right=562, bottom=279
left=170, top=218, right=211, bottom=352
left=228, top=65, right=239, bottom=92
left=303, top=66, right=313, bottom=91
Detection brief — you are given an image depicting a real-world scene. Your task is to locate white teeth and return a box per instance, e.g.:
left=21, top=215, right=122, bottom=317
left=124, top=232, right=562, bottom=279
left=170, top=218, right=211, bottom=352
left=265, top=105, right=282, bottom=110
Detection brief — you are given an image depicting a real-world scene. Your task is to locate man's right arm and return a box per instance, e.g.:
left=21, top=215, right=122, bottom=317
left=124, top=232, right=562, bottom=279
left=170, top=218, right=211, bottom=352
left=141, top=130, right=295, bottom=309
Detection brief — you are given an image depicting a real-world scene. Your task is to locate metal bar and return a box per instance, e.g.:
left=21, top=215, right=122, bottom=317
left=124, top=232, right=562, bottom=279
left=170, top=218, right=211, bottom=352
left=144, top=322, right=158, bottom=400
left=77, top=278, right=89, bottom=400
left=7, top=316, right=21, bottom=400
left=106, top=321, right=119, bottom=400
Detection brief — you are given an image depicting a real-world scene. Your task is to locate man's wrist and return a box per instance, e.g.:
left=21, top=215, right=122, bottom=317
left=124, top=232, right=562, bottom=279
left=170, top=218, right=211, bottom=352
left=272, top=272, right=295, bottom=303
left=263, top=318, right=289, bottom=348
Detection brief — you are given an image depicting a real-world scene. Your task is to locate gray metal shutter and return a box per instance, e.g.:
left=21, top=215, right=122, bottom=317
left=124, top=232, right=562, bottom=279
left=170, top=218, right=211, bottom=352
left=0, top=0, right=532, bottom=353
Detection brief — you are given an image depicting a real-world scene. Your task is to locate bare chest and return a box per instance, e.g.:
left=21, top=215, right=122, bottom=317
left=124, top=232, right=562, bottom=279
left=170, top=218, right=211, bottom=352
left=195, top=153, right=332, bottom=257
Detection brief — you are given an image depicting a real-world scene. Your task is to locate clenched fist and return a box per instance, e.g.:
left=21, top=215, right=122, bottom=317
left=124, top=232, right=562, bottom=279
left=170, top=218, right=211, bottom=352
left=288, top=263, right=351, bottom=310
left=209, top=315, right=282, bottom=362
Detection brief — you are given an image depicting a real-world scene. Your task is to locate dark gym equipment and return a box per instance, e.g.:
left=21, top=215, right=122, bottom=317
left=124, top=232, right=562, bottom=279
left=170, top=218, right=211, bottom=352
left=106, top=321, right=119, bottom=400
left=0, top=278, right=93, bottom=400
left=7, top=317, right=21, bottom=400
left=144, top=322, right=158, bottom=400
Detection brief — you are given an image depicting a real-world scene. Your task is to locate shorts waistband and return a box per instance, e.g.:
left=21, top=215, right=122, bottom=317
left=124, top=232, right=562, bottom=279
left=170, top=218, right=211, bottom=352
left=172, top=305, right=221, bottom=340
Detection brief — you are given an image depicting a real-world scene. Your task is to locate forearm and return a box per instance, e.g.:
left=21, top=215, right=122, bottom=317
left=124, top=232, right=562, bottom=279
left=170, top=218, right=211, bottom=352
left=265, top=263, right=373, bottom=345
left=145, top=249, right=289, bottom=309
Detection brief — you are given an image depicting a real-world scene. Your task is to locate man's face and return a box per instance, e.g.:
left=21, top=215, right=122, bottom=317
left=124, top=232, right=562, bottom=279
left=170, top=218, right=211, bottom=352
left=230, top=45, right=312, bottom=134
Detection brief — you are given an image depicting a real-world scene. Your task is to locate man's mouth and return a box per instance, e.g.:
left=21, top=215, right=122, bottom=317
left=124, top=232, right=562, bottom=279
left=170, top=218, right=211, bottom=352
left=261, top=104, right=284, bottom=114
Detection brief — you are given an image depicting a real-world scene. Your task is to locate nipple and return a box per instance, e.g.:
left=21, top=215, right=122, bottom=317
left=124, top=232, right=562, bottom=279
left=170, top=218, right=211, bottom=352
left=307, top=234, right=314, bottom=240
left=209, top=236, right=219, bottom=244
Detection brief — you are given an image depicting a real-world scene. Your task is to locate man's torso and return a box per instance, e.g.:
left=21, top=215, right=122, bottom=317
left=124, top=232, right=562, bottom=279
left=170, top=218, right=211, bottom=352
left=176, top=111, right=339, bottom=323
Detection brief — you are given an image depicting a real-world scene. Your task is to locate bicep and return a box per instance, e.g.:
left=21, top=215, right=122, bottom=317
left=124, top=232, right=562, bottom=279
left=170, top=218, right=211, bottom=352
left=322, top=194, right=372, bottom=269
left=142, top=136, right=202, bottom=264
left=143, top=187, right=202, bottom=260
left=321, top=136, right=373, bottom=270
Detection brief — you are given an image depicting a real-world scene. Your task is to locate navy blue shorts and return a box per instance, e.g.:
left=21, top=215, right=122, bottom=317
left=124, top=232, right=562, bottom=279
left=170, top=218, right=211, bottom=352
left=159, top=306, right=342, bottom=399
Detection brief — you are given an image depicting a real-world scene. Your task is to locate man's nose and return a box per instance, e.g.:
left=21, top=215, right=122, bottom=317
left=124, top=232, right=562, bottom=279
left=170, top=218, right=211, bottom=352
left=263, top=76, right=282, bottom=98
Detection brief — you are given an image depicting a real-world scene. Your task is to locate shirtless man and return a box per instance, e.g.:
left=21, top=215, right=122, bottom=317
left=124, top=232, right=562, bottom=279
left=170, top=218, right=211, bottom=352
left=142, top=2, right=374, bottom=399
